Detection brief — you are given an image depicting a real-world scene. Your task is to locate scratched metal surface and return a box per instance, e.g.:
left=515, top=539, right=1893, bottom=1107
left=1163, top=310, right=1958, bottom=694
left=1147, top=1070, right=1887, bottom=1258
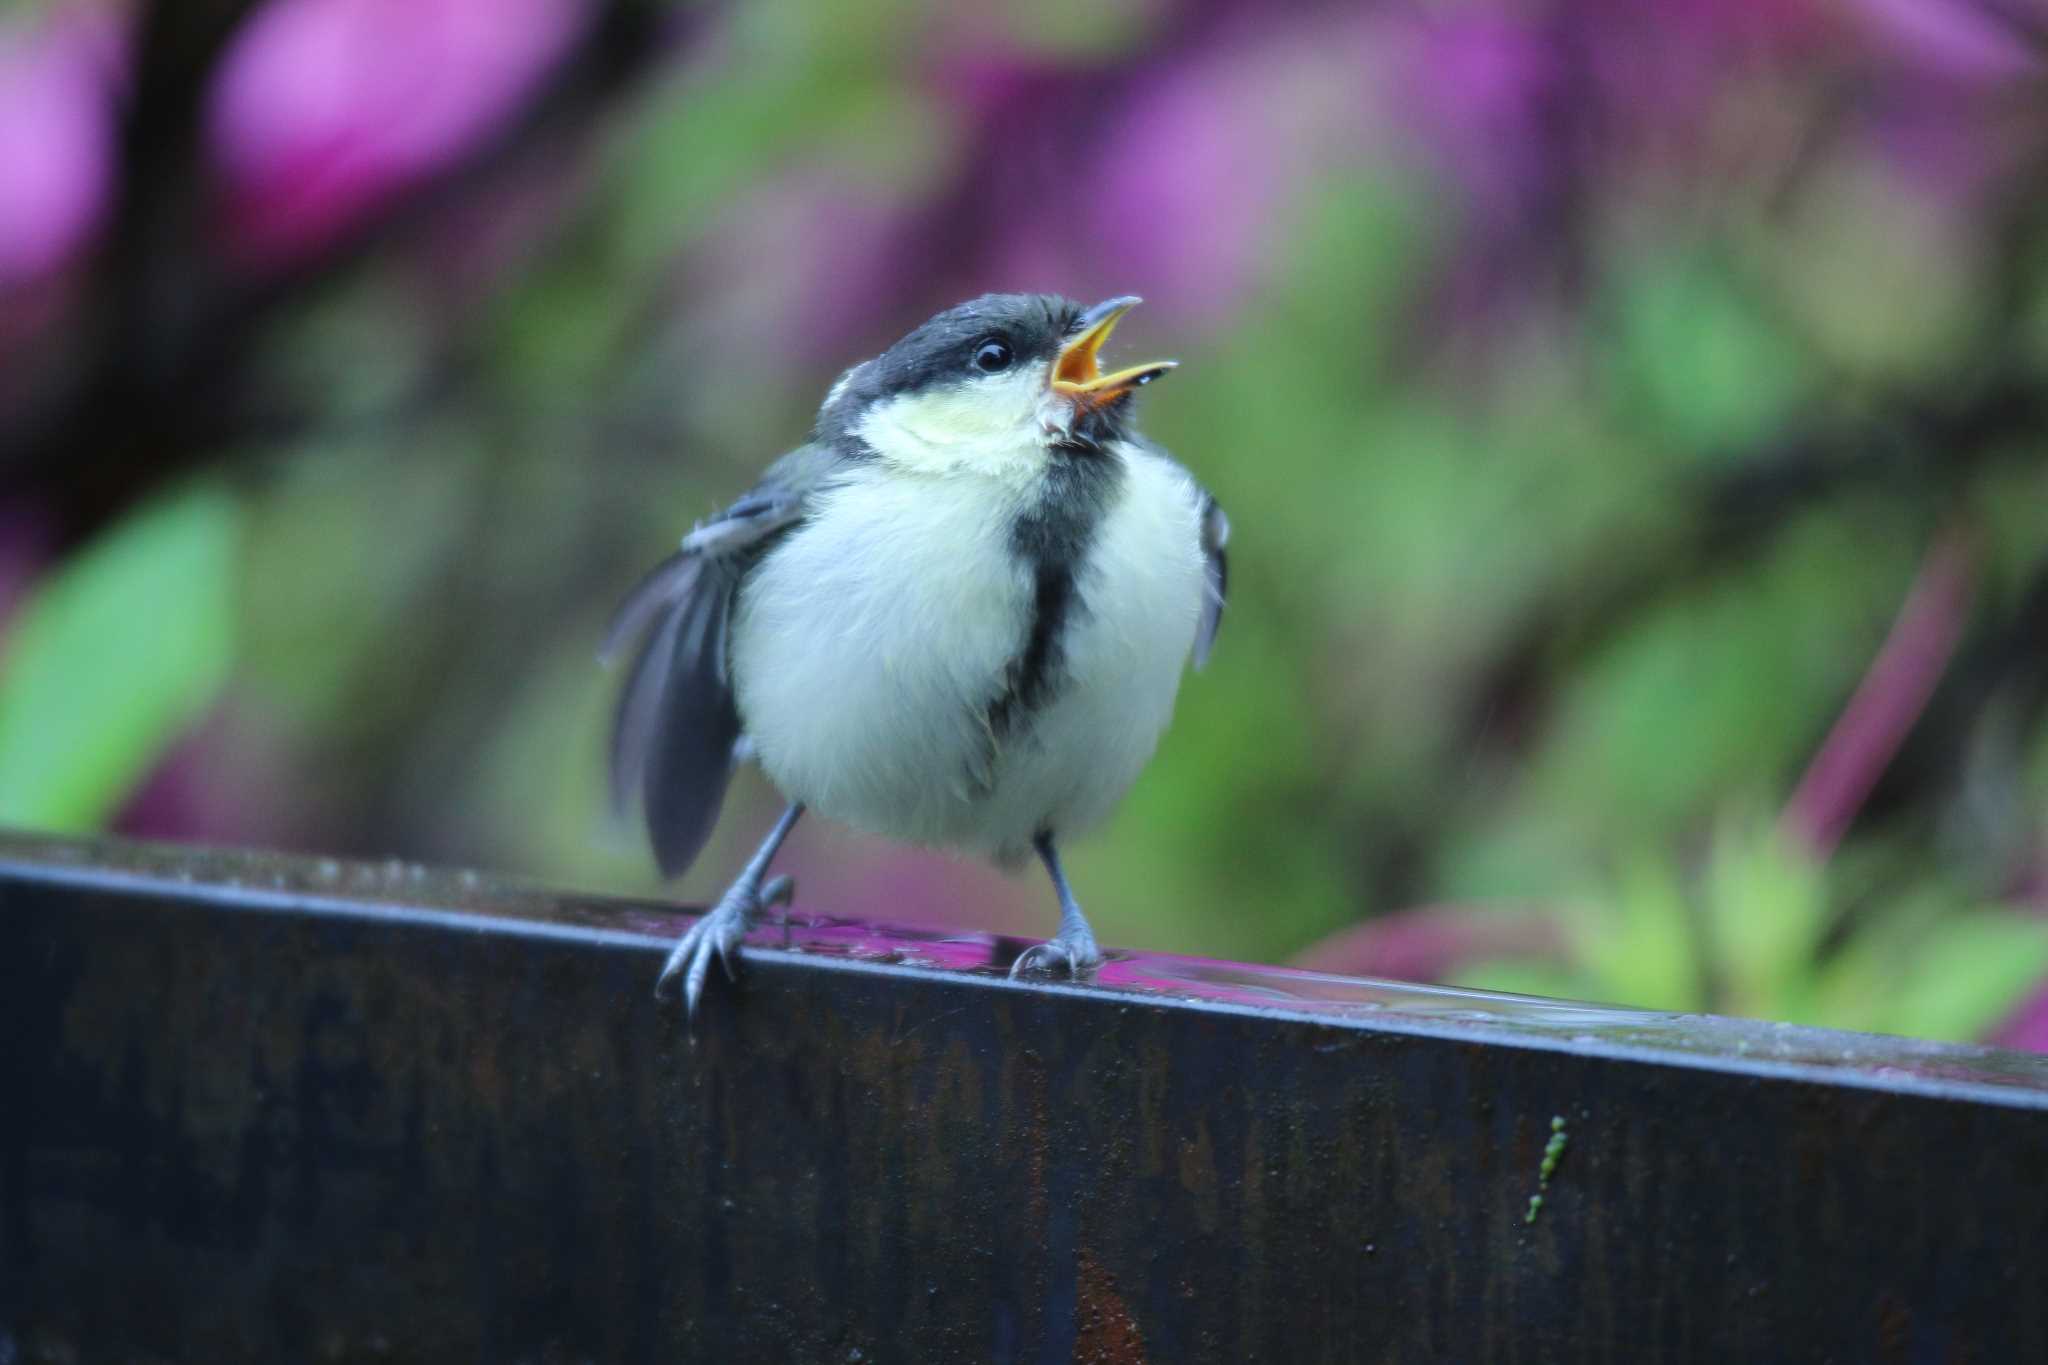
left=5, top=831, right=2047, bottom=1363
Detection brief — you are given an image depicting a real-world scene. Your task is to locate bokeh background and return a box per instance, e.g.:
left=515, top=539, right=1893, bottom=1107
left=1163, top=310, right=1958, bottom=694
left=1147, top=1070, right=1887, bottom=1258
left=4, top=0, right=2048, bottom=1047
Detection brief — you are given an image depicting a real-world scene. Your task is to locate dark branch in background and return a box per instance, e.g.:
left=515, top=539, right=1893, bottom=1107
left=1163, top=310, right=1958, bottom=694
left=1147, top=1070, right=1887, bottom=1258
left=0, top=0, right=694, bottom=550
left=0, top=0, right=261, bottom=532
left=1971, top=0, right=2048, bottom=52
left=1471, top=367, right=2047, bottom=741
left=1780, top=529, right=1976, bottom=859
left=1446, top=134, right=2048, bottom=875
left=1862, top=546, right=2048, bottom=852
left=1294, top=365, right=2048, bottom=917
left=1314, top=127, right=2048, bottom=923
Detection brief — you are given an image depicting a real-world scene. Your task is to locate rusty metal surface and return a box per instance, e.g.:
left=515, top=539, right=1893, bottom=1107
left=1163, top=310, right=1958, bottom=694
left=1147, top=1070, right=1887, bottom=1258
left=5, top=831, right=2048, bottom=1363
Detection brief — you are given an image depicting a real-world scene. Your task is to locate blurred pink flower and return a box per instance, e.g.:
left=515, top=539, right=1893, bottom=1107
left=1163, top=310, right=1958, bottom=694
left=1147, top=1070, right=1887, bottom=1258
left=0, top=8, right=121, bottom=287
left=205, top=0, right=590, bottom=268
left=1850, top=0, right=2045, bottom=83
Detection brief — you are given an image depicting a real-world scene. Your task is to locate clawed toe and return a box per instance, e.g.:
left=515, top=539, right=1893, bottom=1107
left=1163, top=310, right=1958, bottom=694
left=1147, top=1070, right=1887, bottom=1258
left=654, top=918, right=708, bottom=1000
left=656, top=873, right=799, bottom=1019
left=651, top=803, right=804, bottom=1024
left=656, top=910, right=743, bottom=1019
left=1009, top=935, right=1103, bottom=981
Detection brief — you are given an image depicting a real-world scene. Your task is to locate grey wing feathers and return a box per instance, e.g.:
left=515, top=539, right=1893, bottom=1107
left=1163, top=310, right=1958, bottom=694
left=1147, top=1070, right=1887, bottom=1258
left=608, top=559, right=742, bottom=876
left=1194, top=491, right=1229, bottom=670
left=602, top=460, right=822, bottom=878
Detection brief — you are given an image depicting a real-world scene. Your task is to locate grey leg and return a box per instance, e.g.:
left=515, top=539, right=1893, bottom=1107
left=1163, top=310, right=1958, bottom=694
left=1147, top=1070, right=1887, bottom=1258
left=656, top=802, right=803, bottom=1017
left=1009, top=831, right=1104, bottom=980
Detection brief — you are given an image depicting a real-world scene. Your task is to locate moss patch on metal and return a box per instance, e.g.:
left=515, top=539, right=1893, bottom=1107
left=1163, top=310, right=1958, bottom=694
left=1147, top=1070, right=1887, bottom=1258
left=1524, top=1115, right=1570, bottom=1225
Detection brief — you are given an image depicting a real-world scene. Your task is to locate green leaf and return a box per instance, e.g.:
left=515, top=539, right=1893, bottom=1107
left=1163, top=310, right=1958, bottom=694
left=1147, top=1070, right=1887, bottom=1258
left=1605, top=250, right=1809, bottom=452
left=0, top=486, right=243, bottom=830
left=1701, top=815, right=1830, bottom=1018
left=1580, top=851, right=1705, bottom=1012
left=1870, top=913, right=2048, bottom=1044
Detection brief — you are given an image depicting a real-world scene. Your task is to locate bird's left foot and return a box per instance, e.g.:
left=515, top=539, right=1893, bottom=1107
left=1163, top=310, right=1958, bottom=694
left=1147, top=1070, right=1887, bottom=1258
left=655, top=872, right=795, bottom=1019
left=1010, top=924, right=1103, bottom=980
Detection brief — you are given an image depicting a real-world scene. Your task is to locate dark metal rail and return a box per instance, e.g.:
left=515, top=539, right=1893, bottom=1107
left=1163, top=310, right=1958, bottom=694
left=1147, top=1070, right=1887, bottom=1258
left=5, top=830, right=2047, bottom=1362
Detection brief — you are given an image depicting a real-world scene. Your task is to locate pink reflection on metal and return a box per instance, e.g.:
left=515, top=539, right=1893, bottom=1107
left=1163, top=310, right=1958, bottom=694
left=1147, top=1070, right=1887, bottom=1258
left=0, top=9, right=121, bottom=286
left=205, top=0, right=589, bottom=267
left=1291, top=902, right=1569, bottom=983
left=608, top=904, right=1606, bottom=1024
left=599, top=901, right=2048, bottom=1091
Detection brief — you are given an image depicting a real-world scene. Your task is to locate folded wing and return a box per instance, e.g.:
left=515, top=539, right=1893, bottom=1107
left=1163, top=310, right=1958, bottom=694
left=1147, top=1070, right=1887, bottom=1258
left=601, top=449, right=831, bottom=876
left=1194, top=491, right=1228, bottom=671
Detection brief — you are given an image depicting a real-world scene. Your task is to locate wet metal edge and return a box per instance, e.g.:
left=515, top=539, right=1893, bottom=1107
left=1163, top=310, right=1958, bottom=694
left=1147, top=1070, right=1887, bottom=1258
left=5, top=831, right=2046, bottom=1362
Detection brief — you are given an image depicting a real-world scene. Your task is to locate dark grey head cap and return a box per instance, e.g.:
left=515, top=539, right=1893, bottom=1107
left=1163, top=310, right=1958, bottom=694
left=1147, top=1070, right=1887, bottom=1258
left=814, top=293, right=1083, bottom=443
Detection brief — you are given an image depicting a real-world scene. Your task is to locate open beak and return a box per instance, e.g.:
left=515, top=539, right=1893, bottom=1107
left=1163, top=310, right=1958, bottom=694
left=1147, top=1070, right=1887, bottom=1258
left=1051, top=296, right=1176, bottom=411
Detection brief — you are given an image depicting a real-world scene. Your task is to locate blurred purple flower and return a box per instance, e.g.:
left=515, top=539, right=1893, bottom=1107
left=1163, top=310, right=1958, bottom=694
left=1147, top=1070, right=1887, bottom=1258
left=0, top=8, right=121, bottom=287
left=920, top=14, right=1376, bottom=330
left=1383, top=0, right=1842, bottom=329
left=1990, top=983, right=2048, bottom=1054
left=205, top=0, right=590, bottom=268
left=1073, top=38, right=1323, bottom=326
left=691, top=170, right=912, bottom=369
left=1393, top=12, right=1561, bottom=229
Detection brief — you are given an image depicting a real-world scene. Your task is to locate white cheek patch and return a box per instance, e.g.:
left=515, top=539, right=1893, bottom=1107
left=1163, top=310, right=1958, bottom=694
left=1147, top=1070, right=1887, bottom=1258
left=854, top=362, right=1069, bottom=480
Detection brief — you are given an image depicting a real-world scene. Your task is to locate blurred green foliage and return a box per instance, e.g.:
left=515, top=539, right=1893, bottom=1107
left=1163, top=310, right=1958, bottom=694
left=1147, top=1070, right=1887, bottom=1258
left=0, top=486, right=241, bottom=829
left=1457, top=814, right=2048, bottom=1041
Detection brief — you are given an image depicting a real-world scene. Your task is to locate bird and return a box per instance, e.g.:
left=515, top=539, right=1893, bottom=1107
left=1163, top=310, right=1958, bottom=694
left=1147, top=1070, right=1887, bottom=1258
left=602, top=293, right=1227, bottom=1017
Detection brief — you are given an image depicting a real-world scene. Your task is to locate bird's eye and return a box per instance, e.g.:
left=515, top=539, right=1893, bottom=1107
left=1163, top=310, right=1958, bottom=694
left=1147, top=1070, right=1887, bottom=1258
left=972, top=339, right=1013, bottom=373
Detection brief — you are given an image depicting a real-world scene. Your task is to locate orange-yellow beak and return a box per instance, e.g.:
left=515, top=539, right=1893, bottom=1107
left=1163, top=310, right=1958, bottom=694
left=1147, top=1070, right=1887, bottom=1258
left=1051, top=296, right=1176, bottom=411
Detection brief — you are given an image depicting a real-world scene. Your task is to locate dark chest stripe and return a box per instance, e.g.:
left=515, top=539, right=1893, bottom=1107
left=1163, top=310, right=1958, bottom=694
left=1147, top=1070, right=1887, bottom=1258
left=978, top=446, right=1126, bottom=767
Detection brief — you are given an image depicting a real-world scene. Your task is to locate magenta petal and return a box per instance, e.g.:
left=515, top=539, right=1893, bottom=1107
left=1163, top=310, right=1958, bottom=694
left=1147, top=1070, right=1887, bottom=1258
left=205, top=0, right=591, bottom=267
left=0, top=11, right=121, bottom=286
left=1850, top=0, right=2043, bottom=83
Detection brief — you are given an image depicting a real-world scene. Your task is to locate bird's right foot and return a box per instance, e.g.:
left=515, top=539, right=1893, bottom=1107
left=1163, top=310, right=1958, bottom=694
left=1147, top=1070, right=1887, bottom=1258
left=655, top=872, right=795, bottom=1019
left=1009, top=921, right=1104, bottom=980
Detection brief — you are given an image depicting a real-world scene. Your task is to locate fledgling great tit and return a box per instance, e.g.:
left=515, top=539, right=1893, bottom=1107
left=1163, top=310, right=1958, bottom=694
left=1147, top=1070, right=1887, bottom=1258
left=603, top=293, right=1228, bottom=1015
